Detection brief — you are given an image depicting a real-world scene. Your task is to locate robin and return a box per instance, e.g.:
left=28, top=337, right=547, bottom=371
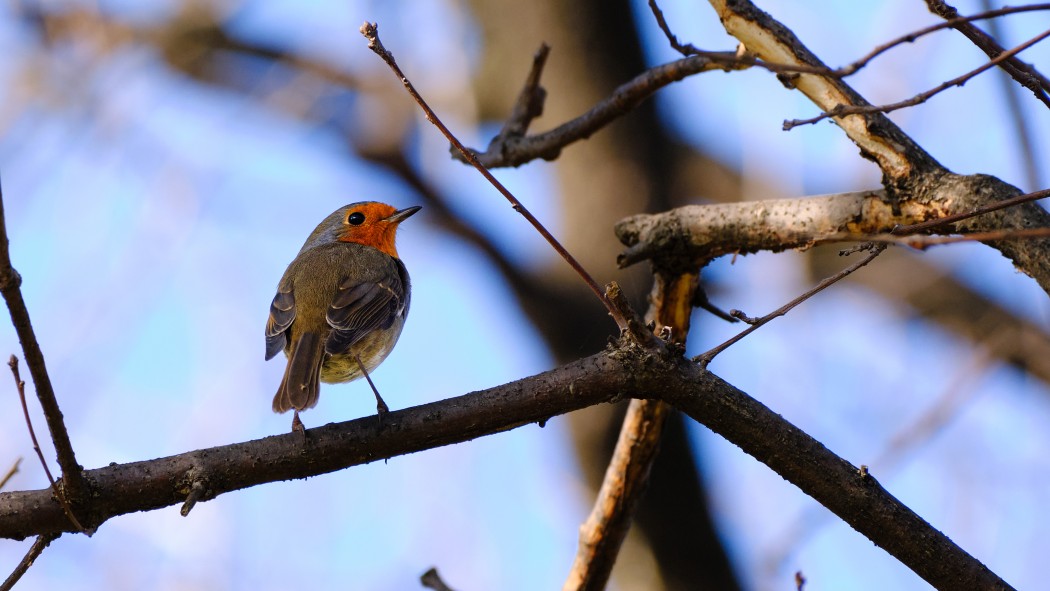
left=265, top=201, right=420, bottom=432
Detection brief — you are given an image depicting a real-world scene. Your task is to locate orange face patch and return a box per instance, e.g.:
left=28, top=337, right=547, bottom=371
left=337, top=202, right=402, bottom=258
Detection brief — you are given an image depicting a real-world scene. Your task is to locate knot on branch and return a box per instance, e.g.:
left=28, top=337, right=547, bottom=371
left=0, top=267, right=22, bottom=292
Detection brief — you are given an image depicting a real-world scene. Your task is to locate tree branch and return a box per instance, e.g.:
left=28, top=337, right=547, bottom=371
left=456, top=53, right=749, bottom=168
left=0, top=336, right=1011, bottom=589
left=564, top=274, right=698, bottom=590
left=360, top=22, right=626, bottom=329
left=616, top=180, right=1050, bottom=295
left=0, top=533, right=59, bottom=591
left=784, top=27, right=1050, bottom=129
left=707, top=0, right=945, bottom=186
left=0, top=180, right=87, bottom=501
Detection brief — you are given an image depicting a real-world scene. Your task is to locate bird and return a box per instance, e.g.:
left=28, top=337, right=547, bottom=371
left=265, top=201, right=420, bottom=432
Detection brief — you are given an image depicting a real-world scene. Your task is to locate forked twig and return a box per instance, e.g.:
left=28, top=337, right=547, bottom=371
left=360, top=22, right=626, bottom=329
left=695, top=244, right=887, bottom=367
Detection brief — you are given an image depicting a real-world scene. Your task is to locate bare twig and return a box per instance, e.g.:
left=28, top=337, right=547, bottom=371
left=0, top=180, right=86, bottom=500
left=867, top=227, right=1050, bottom=249
left=420, top=567, right=458, bottom=591
left=0, top=459, right=20, bottom=491
left=0, top=533, right=59, bottom=591
left=696, top=244, right=887, bottom=368
left=359, top=22, right=626, bottom=329
left=784, top=28, right=1050, bottom=129
left=842, top=4, right=1050, bottom=82
left=471, top=43, right=551, bottom=156
left=647, top=0, right=703, bottom=56
left=926, top=0, right=1050, bottom=108
left=8, top=357, right=86, bottom=533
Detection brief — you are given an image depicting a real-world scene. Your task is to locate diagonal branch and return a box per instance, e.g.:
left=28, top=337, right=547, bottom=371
left=925, top=0, right=1050, bottom=108
left=784, top=27, right=1050, bottom=129
left=456, top=52, right=750, bottom=168
left=0, top=533, right=59, bottom=591
left=0, top=331, right=1012, bottom=589
left=0, top=179, right=86, bottom=501
left=708, top=0, right=944, bottom=184
left=360, top=22, right=626, bottom=329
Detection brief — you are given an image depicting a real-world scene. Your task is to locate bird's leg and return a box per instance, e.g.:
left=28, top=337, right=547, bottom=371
left=355, top=354, right=389, bottom=425
left=291, top=410, right=306, bottom=436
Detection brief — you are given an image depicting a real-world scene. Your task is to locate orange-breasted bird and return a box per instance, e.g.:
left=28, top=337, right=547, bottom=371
left=265, top=201, right=420, bottom=431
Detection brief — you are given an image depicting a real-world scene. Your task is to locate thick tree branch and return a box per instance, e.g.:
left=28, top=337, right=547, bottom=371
left=0, top=337, right=1011, bottom=589
left=707, top=0, right=945, bottom=187
left=617, top=179, right=1050, bottom=294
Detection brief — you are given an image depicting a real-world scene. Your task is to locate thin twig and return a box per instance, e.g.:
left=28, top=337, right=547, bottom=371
left=0, top=458, right=21, bottom=491
left=8, top=357, right=56, bottom=487
left=0, top=533, right=59, bottom=591
left=695, top=244, right=887, bottom=368
left=785, top=28, right=1050, bottom=129
left=0, top=178, right=86, bottom=499
left=648, top=0, right=703, bottom=56
left=8, top=357, right=86, bottom=533
left=870, top=227, right=1050, bottom=249
left=891, top=187, right=1050, bottom=235
left=359, top=22, right=626, bottom=329
left=926, top=0, right=1050, bottom=107
left=842, top=4, right=1050, bottom=84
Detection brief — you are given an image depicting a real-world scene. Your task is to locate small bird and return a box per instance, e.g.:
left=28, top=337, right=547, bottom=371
left=265, top=201, right=420, bottom=432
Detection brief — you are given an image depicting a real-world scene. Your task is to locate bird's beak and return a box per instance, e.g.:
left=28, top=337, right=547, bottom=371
left=386, top=205, right=422, bottom=224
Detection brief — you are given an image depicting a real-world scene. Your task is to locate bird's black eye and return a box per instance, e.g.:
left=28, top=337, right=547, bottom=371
left=347, top=212, right=366, bottom=225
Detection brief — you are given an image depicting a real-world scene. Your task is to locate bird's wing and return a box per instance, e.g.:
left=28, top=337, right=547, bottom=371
left=265, top=287, right=296, bottom=360
left=325, top=273, right=405, bottom=356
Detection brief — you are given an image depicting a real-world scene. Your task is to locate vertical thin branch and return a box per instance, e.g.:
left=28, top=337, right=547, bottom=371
left=0, top=178, right=86, bottom=500
left=564, top=273, right=699, bottom=590
left=8, top=357, right=86, bottom=532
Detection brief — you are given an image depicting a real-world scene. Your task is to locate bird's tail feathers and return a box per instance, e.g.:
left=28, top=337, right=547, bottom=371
left=272, top=331, right=323, bottom=413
